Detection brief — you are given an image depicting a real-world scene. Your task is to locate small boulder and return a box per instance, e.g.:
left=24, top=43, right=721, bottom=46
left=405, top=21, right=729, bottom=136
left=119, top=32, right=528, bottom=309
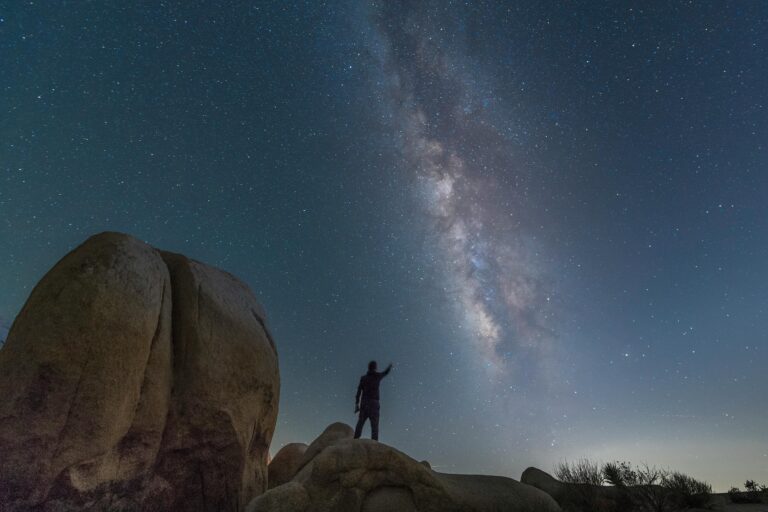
left=268, top=443, right=308, bottom=489
left=521, top=467, right=566, bottom=501
left=297, top=422, right=354, bottom=471
left=248, top=432, right=561, bottom=512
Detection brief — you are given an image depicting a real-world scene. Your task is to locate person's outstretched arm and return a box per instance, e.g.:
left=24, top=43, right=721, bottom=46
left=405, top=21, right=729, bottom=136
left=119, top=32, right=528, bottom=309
left=381, top=363, right=393, bottom=377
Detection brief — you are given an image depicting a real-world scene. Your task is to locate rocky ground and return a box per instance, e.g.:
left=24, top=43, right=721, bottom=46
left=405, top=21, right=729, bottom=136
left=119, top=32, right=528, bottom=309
left=256, top=422, right=558, bottom=512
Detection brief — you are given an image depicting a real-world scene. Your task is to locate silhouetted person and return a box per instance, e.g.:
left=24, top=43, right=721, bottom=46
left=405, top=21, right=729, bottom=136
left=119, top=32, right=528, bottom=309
left=354, top=360, right=392, bottom=441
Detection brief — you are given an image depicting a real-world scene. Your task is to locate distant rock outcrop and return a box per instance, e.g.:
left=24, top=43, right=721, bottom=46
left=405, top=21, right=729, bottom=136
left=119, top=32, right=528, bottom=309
left=0, top=232, right=279, bottom=512
left=248, top=423, right=561, bottom=512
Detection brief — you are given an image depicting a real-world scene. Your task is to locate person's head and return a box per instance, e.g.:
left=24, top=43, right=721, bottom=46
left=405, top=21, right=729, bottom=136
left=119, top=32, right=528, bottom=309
left=368, top=360, right=377, bottom=372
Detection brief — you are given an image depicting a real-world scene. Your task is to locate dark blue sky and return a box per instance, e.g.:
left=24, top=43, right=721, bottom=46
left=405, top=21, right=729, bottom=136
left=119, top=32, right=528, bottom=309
left=1, top=1, right=766, bottom=489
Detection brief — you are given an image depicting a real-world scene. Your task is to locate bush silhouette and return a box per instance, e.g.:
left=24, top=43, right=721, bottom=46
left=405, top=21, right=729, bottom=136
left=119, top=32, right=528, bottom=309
left=729, top=480, right=766, bottom=504
left=552, top=459, right=711, bottom=512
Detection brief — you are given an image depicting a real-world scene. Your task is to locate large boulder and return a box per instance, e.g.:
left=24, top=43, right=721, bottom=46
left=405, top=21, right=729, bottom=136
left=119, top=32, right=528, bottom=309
left=0, top=232, right=279, bottom=512
left=268, top=443, right=308, bottom=489
left=152, top=251, right=279, bottom=511
left=0, top=232, right=173, bottom=510
left=247, top=424, right=560, bottom=512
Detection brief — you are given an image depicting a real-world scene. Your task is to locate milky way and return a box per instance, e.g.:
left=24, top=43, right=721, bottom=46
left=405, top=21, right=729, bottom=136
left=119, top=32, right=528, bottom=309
left=374, top=2, right=557, bottom=380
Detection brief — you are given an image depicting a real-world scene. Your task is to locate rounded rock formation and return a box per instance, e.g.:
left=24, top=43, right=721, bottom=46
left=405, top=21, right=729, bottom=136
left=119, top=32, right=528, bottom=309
left=153, top=250, right=279, bottom=511
left=521, top=466, right=626, bottom=511
left=439, top=472, right=560, bottom=512
left=362, top=487, right=417, bottom=512
left=245, top=482, right=310, bottom=512
left=268, top=443, right=308, bottom=489
left=0, top=233, right=173, bottom=509
left=248, top=423, right=561, bottom=512
left=296, top=422, right=354, bottom=472
left=521, top=467, right=566, bottom=502
left=0, top=232, right=279, bottom=512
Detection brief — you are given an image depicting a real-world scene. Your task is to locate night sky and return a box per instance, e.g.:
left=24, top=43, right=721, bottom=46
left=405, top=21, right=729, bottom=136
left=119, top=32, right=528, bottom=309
left=1, top=1, right=767, bottom=491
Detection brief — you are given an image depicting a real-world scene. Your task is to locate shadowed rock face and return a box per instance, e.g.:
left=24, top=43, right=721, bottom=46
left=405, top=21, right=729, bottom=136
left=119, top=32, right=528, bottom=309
left=268, top=443, right=308, bottom=489
left=296, top=422, right=354, bottom=472
left=248, top=423, right=561, bottom=512
left=152, top=251, right=279, bottom=512
left=520, top=467, right=566, bottom=502
left=0, top=232, right=279, bottom=512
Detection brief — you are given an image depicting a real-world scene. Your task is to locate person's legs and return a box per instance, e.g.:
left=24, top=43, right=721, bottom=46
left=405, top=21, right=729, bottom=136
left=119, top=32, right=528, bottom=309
left=370, top=400, right=380, bottom=441
left=354, top=408, right=368, bottom=439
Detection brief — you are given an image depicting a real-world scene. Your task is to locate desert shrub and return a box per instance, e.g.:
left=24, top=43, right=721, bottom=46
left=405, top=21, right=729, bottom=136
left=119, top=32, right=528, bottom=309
left=602, top=461, right=636, bottom=487
left=745, top=479, right=767, bottom=494
left=554, top=459, right=711, bottom=512
left=600, top=462, right=711, bottom=511
left=664, top=471, right=712, bottom=509
left=555, top=459, right=637, bottom=512
left=630, top=464, right=674, bottom=512
left=556, top=458, right=604, bottom=485
left=728, top=486, right=753, bottom=504
left=554, top=459, right=606, bottom=511
left=729, top=480, right=767, bottom=504
left=600, top=461, right=636, bottom=511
